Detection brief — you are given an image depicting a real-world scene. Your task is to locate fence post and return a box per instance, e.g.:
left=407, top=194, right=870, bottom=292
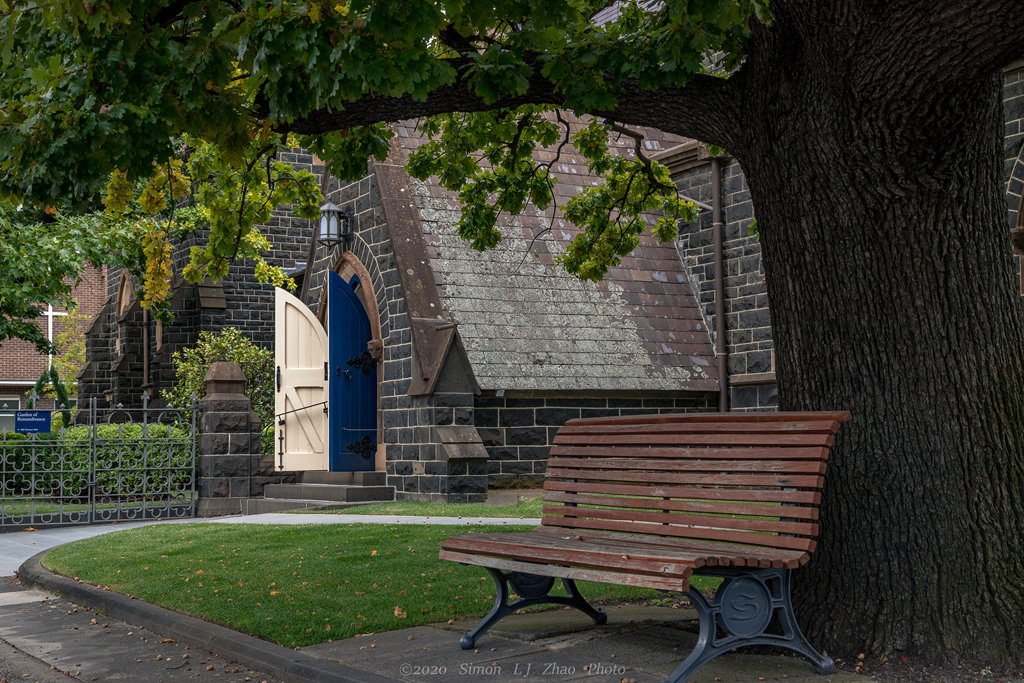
left=195, top=362, right=262, bottom=516
left=190, top=395, right=198, bottom=517
left=88, top=396, right=96, bottom=525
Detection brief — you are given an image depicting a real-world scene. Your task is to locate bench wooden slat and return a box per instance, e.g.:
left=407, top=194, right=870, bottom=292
left=443, top=529, right=802, bottom=573
left=546, top=467, right=825, bottom=490
left=541, top=503, right=819, bottom=537
left=438, top=549, right=687, bottom=591
left=550, top=445, right=830, bottom=460
left=542, top=489, right=820, bottom=520
left=443, top=528, right=808, bottom=574
left=528, top=526, right=810, bottom=568
left=553, top=432, right=834, bottom=447
left=566, top=411, right=851, bottom=427
left=542, top=479, right=823, bottom=505
left=557, top=420, right=841, bottom=435
left=442, top=534, right=698, bottom=578
left=543, top=516, right=817, bottom=552
left=547, top=456, right=827, bottom=475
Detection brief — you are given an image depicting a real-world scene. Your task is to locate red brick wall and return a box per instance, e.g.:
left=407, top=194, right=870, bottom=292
left=0, top=265, right=107, bottom=401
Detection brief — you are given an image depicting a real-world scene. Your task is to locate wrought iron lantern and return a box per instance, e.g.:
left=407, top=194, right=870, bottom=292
left=318, top=201, right=354, bottom=249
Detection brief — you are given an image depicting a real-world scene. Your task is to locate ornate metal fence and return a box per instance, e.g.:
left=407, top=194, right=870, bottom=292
left=0, top=395, right=197, bottom=530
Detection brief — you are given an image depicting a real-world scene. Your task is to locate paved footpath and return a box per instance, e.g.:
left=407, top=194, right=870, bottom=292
left=0, top=579, right=288, bottom=682
left=1, top=515, right=865, bottom=683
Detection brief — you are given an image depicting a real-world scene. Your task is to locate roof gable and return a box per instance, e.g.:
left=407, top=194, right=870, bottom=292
left=379, top=117, right=718, bottom=394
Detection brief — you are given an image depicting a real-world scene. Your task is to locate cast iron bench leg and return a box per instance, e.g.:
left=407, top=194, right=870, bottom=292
left=667, top=568, right=834, bottom=682
left=459, top=569, right=608, bottom=650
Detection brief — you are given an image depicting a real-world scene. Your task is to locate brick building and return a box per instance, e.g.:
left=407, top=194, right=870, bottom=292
left=0, top=264, right=107, bottom=432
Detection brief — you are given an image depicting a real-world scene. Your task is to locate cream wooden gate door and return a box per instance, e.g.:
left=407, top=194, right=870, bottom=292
left=274, top=287, right=329, bottom=471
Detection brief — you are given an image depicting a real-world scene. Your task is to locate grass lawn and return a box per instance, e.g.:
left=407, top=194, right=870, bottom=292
left=43, top=522, right=690, bottom=648
left=312, top=498, right=780, bottom=524
left=295, top=498, right=544, bottom=518
left=2, top=497, right=193, bottom=517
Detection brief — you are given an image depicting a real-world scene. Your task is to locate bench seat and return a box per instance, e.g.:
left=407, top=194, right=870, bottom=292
left=440, top=411, right=850, bottom=683
left=441, top=526, right=810, bottom=591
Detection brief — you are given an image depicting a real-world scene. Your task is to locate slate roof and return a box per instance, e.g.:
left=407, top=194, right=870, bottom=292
left=592, top=1, right=660, bottom=26
left=386, top=117, right=718, bottom=394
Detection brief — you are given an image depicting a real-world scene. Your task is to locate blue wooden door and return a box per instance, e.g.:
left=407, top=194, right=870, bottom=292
left=328, top=271, right=376, bottom=471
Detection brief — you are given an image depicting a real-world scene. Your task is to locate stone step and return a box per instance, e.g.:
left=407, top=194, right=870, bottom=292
left=240, top=498, right=382, bottom=515
left=262, top=483, right=395, bottom=503
left=298, top=471, right=387, bottom=486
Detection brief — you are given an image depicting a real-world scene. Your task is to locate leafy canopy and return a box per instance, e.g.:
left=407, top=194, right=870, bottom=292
left=0, top=200, right=143, bottom=350
left=0, top=0, right=768, bottom=331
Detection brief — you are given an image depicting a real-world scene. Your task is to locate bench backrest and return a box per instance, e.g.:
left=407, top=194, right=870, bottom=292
left=543, top=411, right=851, bottom=554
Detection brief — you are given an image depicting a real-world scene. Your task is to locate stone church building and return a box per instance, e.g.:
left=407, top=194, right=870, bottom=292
left=80, top=120, right=721, bottom=504
left=79, top=61, right=1024, bottom=505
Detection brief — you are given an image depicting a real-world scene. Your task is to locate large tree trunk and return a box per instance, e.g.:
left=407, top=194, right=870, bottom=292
left=733, top=21, right=1024, bottom=666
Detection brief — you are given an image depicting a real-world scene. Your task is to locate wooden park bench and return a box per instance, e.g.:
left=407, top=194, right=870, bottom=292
left=440, top=411, right=851, bottom=682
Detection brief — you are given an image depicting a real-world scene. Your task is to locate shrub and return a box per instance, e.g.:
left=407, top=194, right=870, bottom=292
left=163, top=328, right=273, bottom=456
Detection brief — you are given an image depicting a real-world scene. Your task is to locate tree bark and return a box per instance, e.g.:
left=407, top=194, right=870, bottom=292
left=729, top=10, right=1024, bottom=667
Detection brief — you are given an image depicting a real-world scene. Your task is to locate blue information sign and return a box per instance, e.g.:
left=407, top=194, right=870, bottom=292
left=15, top=411, right=51, bottom=434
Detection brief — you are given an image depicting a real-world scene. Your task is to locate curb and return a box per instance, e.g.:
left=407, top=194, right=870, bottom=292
left=18, top=550, right=398, bottom=683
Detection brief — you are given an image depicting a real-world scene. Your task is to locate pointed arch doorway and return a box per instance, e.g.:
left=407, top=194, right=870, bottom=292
left=327, top=269, right=378, bottom=471
left=274, top=254, right=382, bottom=473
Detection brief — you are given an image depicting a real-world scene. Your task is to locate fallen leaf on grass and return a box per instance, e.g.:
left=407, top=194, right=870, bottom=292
left=394, top=606, right=407, bottom=618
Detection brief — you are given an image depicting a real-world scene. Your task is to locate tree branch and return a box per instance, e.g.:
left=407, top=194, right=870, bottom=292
left=597, top=74, right=742, bottom=150
left=603, top=119, right=676, bottom=192
left=151, top=0, right=204, bottom=28
left=279, top=65, right=741, bottom=152
left=277, top=61, right=563, bottom=135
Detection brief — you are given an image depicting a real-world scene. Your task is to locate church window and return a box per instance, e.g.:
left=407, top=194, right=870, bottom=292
left=0, top=396, right=20, bottom=433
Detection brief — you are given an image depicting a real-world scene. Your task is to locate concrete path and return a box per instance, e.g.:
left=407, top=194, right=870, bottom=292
left=212, top=513, right=541, bottom=526
left=306, top=605, right=865, bottom=683
left=0, top=519, right=194, bottom=576
left=0, top=579, right=288, bottom=682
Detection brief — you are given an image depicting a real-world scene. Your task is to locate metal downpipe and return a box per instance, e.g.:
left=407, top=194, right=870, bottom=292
left=711, top=157, right=728, bottom=412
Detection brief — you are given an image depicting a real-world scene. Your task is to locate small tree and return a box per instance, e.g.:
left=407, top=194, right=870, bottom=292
left=163, top=328, right=274, bottom=431
left=47, top=306, right=89, bottom=402
left=31, top=365, right=72, bottom=427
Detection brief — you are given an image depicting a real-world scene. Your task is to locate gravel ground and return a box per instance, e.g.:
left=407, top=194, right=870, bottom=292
left=837, top=655, right=1024, bottom=682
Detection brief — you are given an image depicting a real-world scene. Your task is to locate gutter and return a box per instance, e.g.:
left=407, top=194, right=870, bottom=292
left=711, top=157, right=729, bottom=412
left=652, top=141, right=730, bottom=410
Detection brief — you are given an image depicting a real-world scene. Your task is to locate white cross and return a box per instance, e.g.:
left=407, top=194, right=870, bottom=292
left=42, top=304, right=68, bottom=366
